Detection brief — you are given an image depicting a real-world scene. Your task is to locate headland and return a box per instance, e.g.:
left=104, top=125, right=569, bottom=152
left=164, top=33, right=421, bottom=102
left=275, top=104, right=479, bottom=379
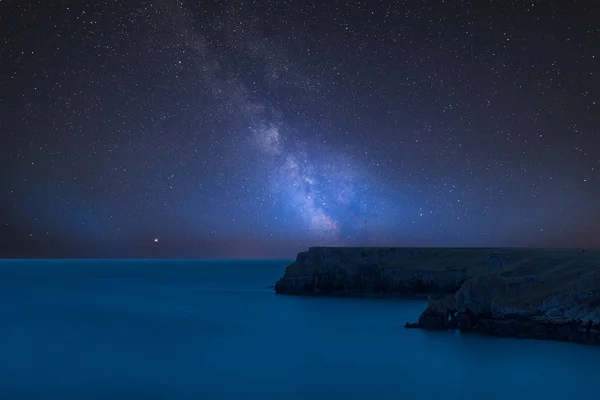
left=275, top=247, right=600, bottom=344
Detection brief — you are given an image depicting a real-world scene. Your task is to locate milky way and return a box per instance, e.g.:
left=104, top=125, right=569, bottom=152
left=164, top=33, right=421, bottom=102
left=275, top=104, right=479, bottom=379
left=168, top=0, right=394, bottom=243
left=2, top=0, right=599, bottom=257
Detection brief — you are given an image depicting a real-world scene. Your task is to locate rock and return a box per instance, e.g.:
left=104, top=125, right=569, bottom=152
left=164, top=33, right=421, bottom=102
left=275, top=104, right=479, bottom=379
left=276, top=246, right=600, bottom=345
left=275, top=247, right=489, bottom=297
left=417, top=294, right=458, bottom=330
left=404, top=253, right=600, bottom=344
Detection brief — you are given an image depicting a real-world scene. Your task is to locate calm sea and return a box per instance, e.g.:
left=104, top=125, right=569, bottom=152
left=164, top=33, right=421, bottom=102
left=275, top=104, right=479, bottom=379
left=0, top=259, right=599, bottom=399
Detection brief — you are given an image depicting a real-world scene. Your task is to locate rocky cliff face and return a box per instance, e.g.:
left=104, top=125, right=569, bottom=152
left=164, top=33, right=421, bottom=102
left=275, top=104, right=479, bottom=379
left=275, top=246, right=534, bottom=296
left=407, top=256, right=600, bottom=344
left=275, top=247, right=470, bottom=296
left=276, top=246, right=600, bottom=345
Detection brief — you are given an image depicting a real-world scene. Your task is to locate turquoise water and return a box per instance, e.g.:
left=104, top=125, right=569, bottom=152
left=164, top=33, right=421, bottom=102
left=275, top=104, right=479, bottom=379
left=1, top=259, right=599, bottom=399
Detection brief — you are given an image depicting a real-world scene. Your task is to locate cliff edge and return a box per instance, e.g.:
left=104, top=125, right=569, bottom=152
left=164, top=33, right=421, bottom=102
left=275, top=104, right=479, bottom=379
left=275, top=247, right=600, bottom=344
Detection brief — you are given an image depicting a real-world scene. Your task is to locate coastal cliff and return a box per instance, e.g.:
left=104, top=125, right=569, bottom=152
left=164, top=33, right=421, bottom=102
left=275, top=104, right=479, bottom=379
left=275, top=247, right=473, bottom=296
left=275, top=247, right=600, bottom=344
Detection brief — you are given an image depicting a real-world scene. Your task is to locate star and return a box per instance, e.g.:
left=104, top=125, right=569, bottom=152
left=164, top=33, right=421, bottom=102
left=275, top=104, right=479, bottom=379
left=1, top=0, right=599, bottom=257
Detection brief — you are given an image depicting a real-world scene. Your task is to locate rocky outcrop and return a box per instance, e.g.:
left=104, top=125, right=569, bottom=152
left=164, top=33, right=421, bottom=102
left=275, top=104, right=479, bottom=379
left=405, top=256, right=600, bottom=344
left=275, top=247, right=475, bottom=297
left=276, top=246, right=600, bottom=344
left=275, top=246, right=547, bottom=297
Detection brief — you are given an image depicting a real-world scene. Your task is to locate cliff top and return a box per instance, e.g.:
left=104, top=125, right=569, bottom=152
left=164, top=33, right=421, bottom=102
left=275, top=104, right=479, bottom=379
left=283, top=247, right=600, bottom=279
left=277, top=246, right=600, bottom=344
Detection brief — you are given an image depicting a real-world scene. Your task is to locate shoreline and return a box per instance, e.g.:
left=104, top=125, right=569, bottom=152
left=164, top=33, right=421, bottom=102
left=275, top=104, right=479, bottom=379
left=274, top=247, right=600, bottom=345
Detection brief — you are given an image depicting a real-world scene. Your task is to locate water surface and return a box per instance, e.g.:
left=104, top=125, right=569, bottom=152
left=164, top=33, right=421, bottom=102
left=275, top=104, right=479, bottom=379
left=1, top=259, right=599, bottom=399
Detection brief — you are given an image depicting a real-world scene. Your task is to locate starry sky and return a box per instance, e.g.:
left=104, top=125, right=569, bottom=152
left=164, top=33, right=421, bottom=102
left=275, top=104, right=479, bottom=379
left=2, top=0, right=599, bottom=258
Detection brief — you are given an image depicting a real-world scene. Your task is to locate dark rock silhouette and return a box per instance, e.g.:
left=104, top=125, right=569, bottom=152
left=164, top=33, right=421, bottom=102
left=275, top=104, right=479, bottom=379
left=275, top=247, right=467, bottom=297
left=275, top=247, right=600, bottom=344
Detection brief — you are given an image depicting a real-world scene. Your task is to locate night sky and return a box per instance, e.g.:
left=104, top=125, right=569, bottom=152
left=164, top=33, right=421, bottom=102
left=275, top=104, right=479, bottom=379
left=2, top=0, right=599, bottom=258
